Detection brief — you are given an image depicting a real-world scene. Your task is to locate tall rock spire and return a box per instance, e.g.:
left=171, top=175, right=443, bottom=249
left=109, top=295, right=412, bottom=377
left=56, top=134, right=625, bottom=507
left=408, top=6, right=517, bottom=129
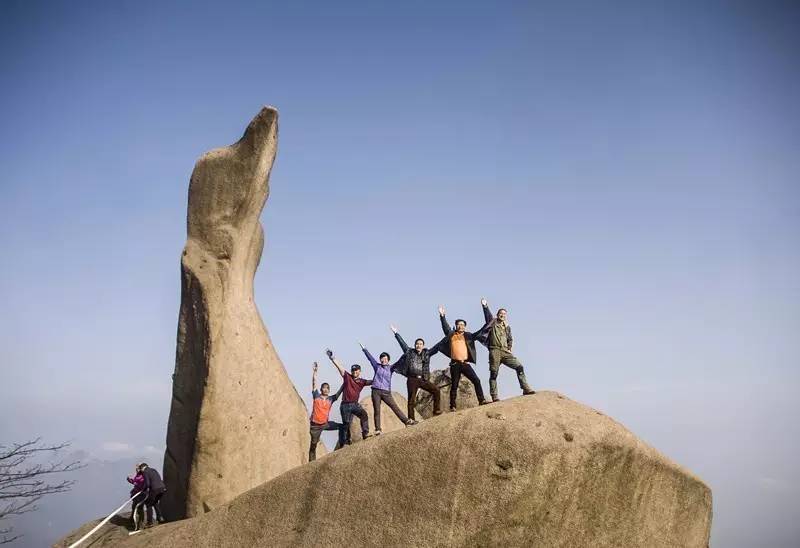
left=162, top=106, right=308, bottom=519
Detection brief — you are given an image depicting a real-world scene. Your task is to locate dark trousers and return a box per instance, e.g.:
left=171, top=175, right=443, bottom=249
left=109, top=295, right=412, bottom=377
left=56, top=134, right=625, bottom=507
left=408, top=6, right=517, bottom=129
left=449, top=360, right=486, bottom=408
left=341, top=402, right=369, bottom=442
left=309, top=421, right=346, bottom=461
left=131, top=492, right=147, bottom=530
left=407, top=376, right=441, bottom=420
left=145, top=489, right=165, bottom=525
left=371, top=388, right=408, bottom=430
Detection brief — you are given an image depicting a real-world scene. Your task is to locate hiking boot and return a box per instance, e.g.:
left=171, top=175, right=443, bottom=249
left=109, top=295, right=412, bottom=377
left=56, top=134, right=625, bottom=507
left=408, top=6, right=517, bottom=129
left=433, top=410, right=443, bottom=416
left=375, top=430, right=382, bottom=436
left=449, top=406, right=457, bottom=412
left=492, top=397, right=502, bottom=403
left=405, top=419, right=418, bottom=426
left=479, top=400, right=490, bottom=406
left=522, top=388, right=536, bottom=395
left=362, top=432, right=372, bottom=439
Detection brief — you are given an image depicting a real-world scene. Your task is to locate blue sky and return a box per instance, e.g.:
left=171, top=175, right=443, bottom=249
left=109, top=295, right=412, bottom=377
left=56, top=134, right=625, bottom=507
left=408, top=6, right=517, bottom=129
left=1, top=1, right=798, bottom=546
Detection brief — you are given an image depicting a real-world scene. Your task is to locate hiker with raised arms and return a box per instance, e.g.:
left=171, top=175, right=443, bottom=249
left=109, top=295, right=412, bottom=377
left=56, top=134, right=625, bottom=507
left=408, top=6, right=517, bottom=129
left=476, top=298, right=536, bottom=401
left=433, top=304, right=490, bottom=411
left=326, top=348, right=372, bottom=443
left=359, top=341, right=417, bottom=434
left=390, top=324, right=442, bottom=420
left=309, top=361, right=346, bottom=461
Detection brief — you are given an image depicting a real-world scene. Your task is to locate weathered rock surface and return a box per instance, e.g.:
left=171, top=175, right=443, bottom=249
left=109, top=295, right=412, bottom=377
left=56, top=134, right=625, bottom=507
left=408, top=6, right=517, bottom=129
left=161, top=106, right=309, bottom=520
left=414, top=368, right=480, bottom=418
left=348, top=390, right=409, bottom=441
left=59, top=392, right=712, bottom=547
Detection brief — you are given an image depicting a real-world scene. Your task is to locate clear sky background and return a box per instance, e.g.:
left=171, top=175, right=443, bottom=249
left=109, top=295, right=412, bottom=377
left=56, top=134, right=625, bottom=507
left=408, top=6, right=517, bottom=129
left=1, top=1, right=798, bottom=546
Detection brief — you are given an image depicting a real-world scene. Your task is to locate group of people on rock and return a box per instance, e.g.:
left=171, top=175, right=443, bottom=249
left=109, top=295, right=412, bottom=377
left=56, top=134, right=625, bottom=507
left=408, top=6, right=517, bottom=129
left=125, top=462, right=167, bottom=532
left=308, top=298, right=535, bottom=461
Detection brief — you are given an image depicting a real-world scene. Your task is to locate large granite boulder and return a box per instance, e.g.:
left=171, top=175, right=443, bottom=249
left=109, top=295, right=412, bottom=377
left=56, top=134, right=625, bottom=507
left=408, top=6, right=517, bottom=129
left=161, top=106, right=309, bottom=520
left=414, top=368, right=481, bottom=418
left=348, top=390, right=409, bottom=441
left=59, top=392, right=712, bottom=547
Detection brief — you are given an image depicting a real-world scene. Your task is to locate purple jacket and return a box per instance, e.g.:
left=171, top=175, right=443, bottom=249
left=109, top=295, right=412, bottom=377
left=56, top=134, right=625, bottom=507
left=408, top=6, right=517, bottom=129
left=362, top=347, right=398, bottom=391
left=127, top=472, right=145, bottom=496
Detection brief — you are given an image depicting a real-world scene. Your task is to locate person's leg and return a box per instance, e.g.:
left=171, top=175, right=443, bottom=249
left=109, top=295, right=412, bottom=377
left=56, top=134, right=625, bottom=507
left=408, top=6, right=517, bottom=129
left=461, top=363, right=486, bottom=403
left=501, top=351, right=534, bottom=393
left=341, top=404, right=354, bottom=444
left=132, top=494, right=146, bottom=530
left=309, top=425, right=323, bottom=461
left=371, top=389, right=382, bottom=432
left=145, top=498, right=154, bottom=526
left=353, top=403, right=370, bottom=438
left=420, top=378, right=442, bottom=415
left=153, top=491, right=165, bottom=523
left=324, top=421, right=346, bottom=449
left=380, top=390, right=409, bottom=423
left=449, top=361, right=462, bottom=410
left=407, top=377, right=420, bottom=420
left=488, top=349, right=502, bottom=402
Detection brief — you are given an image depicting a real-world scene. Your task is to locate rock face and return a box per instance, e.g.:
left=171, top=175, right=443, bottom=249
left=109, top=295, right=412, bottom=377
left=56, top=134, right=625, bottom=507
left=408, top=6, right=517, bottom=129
left=414, top=368, right=480, bottom=418
left=348, top=391, right=409, bottom=441
left=161, top=106, right=309, bottom=520
left=61, top=392, right=712, bottom=547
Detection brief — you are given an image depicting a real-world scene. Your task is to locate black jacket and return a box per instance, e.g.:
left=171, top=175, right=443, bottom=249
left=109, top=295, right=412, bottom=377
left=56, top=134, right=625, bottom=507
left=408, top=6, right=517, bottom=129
left=431, top=311, right=492, bottom=365
left=142, top=466, right=166, bottom=494
left=474, top=305, right=513, bottom=350
left=393, top=332, right=438, bottom=379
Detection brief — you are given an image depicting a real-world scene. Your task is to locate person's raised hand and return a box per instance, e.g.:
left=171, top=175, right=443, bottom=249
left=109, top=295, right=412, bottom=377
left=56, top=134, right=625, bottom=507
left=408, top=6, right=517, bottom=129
left=358, top=341, right=364, bottom=350
left=390, top=324, right=398, bottom=334
left=313, top=361, right=319, bottom=372
left=438, top=305, right=446, bottom=316
left=325, top=348, right=334, bottom=359
left=481, top=297, right=488, bottom=307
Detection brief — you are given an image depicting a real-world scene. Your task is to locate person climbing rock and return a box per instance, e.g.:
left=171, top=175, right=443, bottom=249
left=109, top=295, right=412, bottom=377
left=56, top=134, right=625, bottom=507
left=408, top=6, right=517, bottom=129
left=139, top=463, right=167, bottom=526
left=432, top=304, right=490, bottom=410
left=326, top=348, right=372, bottom=443
left=475, top=298, right=536, bottom=401
left=126, top=464, right=147, bottom=532
left=360, top=342, right=417, bottom=433
left=390, top=324, right=442, bottom=420
left=309, top=361, right=346, bottom=461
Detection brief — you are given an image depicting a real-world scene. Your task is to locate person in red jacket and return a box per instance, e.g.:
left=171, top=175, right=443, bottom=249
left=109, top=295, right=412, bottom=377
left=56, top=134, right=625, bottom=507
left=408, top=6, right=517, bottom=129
left=326, top=348, right=373, bottom=443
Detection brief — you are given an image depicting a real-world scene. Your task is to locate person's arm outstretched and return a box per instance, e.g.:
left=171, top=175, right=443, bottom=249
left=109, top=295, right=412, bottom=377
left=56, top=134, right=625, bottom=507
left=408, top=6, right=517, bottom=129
left=359, top=341, right=380, bottom=370
left=331, top=382, right=344, bottom=402
left=391, top=324, right=410, bottom=353
left=325, top=348, right=346, bottom=377
left=439, top=305, right=452, bottom=336
left=481, top=297, right=493, bottom=324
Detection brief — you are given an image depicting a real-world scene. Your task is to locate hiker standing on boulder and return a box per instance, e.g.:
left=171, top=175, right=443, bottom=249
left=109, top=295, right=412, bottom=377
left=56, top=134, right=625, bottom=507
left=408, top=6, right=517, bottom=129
left=434, top=305, right=489, bottom=410
left=326, top=348, right=373, bottom=443
left=476, top=298, right=535, bottom=401
left=139, top=463, right=167, bottom=526
left=389, top=325, right=442, bottom=420
left=309, top=361, right=346, bottom=461
left=359, top=342, right=417, bottom=434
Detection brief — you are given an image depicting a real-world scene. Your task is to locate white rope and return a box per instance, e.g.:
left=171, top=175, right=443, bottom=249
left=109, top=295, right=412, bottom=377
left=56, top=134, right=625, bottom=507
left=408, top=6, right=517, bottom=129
left=68, top=493, right=140, bottom=548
